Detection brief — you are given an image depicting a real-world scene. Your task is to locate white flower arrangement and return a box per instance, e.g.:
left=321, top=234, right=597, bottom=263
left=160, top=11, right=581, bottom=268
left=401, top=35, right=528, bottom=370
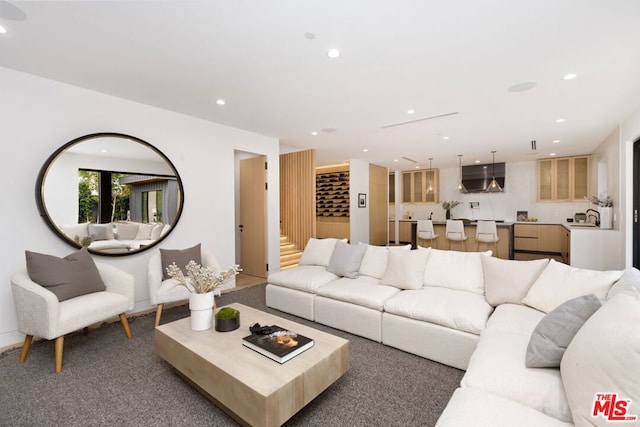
left=166, top=260, right=241, bottom=294
left=589, top=194, right=613, bottom=207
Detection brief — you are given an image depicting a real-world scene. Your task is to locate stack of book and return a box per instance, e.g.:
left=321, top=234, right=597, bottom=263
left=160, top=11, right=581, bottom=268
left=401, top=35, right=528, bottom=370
left=242, top=325, right=314, bottom=364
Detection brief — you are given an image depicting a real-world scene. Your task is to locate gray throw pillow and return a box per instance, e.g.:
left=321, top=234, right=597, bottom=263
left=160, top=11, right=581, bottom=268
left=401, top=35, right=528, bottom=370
left=327, top=241, right=367, bottom=279
left=25, top=247, right=106, bottom=301
left=525, top=294, right=602, bottom=368
left=160, top=243, right=202, bottom=280
left=88, top=223, right=115, bottom=241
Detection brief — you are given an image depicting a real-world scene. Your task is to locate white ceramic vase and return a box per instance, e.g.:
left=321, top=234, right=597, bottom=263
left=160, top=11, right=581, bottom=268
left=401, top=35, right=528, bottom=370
left=189, top=292, right=214, bottom=331
left=599, top=206, right=613, bottom=229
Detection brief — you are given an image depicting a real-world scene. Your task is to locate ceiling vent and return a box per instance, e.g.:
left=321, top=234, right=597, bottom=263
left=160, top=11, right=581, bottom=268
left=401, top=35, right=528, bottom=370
left=401, top=156, right=418, bottom=163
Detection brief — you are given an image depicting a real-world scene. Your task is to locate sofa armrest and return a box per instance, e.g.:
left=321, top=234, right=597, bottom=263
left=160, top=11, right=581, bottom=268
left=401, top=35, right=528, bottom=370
left=95, top=262, right=135, bottom=311
left=147, top=252, right=165, bottom=305
left=10, top=270, right=60, bottom=339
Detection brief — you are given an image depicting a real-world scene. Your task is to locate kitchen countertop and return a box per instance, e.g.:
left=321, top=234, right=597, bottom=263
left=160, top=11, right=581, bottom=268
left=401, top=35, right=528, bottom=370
left=389, top=219, right=514, bottom=226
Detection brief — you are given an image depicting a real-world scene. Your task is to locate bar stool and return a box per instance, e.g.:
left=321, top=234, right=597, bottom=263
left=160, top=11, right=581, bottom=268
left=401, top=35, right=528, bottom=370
left=445, top=220, right=468, bottom=251
left=417, top=220, right=439, bottom=248
left=476, top=220, right=499, bottom=256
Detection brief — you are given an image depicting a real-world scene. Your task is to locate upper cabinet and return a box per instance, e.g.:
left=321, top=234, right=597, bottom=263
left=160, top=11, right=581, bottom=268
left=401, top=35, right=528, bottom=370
left=401, top=169, right=439, bottom=204
left=537, top=155, right=590, bottom=202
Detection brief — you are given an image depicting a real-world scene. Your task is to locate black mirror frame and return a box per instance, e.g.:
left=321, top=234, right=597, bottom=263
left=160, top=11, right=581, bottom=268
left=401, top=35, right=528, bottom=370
left=35, top=132, right=184, bottom=257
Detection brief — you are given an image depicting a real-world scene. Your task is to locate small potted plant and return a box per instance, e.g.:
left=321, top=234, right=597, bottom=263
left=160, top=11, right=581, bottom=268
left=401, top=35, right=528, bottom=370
left=215, top=306, right=240, bottom=332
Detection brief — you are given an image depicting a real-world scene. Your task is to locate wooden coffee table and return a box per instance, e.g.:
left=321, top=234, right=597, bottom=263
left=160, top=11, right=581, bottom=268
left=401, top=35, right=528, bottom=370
left=154, top=303, right=350, bottom=427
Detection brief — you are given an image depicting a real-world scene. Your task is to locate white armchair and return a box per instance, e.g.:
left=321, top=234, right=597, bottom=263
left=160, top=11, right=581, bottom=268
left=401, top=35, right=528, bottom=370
left=10, top=262, right=134, bottom=373
left=148, top=250, right=234, bottom=327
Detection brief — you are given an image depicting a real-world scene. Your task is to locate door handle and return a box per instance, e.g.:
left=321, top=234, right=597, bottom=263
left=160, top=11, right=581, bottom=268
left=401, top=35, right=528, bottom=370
left=635, top=210, right=638, bottom=223
left=239, top=224, right=244, bottom=233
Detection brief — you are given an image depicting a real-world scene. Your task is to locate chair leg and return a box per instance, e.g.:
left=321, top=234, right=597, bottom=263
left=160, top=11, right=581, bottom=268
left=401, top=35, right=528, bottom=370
left=119, top=313, right=132, bottom=339
left=19, top=335, right=33, bottom=363
left=54, top=336, right=64, bottom=373
left=154, top=304, right=164, bottom=327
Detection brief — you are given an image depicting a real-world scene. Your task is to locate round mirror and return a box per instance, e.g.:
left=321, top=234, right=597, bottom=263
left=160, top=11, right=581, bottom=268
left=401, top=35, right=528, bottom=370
left=36, top=132, right=184, bottom=256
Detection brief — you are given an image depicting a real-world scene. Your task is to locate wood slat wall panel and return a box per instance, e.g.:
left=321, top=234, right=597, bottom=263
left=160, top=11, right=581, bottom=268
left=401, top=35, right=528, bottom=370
left=280, top=150, right=316, bottom=253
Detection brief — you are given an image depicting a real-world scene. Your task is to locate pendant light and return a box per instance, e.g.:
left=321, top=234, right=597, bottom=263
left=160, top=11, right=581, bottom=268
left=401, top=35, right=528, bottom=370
left=426, top=158, right=434, bottom=194
left=486, top=150, right=503, bottom=192
left=457, top=154, right=467, bottom=193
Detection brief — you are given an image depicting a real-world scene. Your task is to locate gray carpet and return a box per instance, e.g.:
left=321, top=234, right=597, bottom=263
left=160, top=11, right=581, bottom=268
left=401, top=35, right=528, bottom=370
left=0, top=284, right=463, bottom=426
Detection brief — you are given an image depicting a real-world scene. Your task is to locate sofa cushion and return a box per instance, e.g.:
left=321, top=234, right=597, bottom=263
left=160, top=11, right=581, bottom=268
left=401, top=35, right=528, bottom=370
left=268, top=265, right=338, bottom=293
left=526, top=294, right=602, bottom=368
left=607, top=267, right=640, bottom=299
left=561, top=286, right=640, bottom=427
left=380, top=248, right=430, bottom=290
left=25, top=247, right=106, bottom=302
left=327, top=241, right=367, bottom=279
left=461, top=328, right=572, bottom=422
left=423, top=248, right=489, bottom=294
left=482, top=256, right=549, bottom=306
left=359, top=244, right=410, bottom=279
left=299, top=238, right=341, bottom=267
left=134, top=223, right=156, bottom=240
left=383, top=287, right=493, bottom=334
left=115, top=222, right=140, bottom=240
left=59, top=223, right=89, bottom=241
left=160, top=243, right=202, bottom=280
left=150, top=223, right=164, bottom=240
left=522, top=259, right=623, bottom=313
left=88, top=223, right=115, bottom=241
left=485, top=303, right=546, bottom=336
left=316, top=276, right=400, bottom=311
left=437, top=388, right=574, bottom=427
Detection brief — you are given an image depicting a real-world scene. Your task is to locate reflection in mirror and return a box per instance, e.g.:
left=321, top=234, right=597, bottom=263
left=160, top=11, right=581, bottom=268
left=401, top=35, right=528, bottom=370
left=37, top=133, right=183, bottom=256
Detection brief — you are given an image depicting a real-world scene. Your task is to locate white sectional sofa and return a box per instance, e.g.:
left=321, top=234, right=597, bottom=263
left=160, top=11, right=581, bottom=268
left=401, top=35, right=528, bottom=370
left=59, top=221, right=171, bottom=253
left=266, top=237, right=640, bottom=426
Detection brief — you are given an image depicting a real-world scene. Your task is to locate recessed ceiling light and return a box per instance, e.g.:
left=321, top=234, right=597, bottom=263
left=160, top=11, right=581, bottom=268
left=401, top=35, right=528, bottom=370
left=0, top=25, right=7, bottom=34
left=311, top=131, right=318, bottom=136
left=508, top=82, right=537, bottom=92
left=443, top=136, right=450, bottom=140
left=415, top=166, right=420, bottom=169
left=407, top=109, right=415, bottom=115
left=327, top=48, right=341, bottom=58
left=553, top=139, right=560, bottom=143
left=101, top=149, right=107, bottom=153
left=216, top=99, right=226, bottom=105
left=362, top=148, right=369, bottom=152
left=555, top=118, right=565, bottom=123
left=563, top=73, right=577, bottom=80
left=393, top=159, right=399, bottom=162
left=475, top=160, right=481, bottom=163
left=550, top=153, right=557, bottom=156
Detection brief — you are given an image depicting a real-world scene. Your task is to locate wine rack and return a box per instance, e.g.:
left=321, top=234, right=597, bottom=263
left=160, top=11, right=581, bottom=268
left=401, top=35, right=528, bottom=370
left=316, top=171, right=350, bottom=217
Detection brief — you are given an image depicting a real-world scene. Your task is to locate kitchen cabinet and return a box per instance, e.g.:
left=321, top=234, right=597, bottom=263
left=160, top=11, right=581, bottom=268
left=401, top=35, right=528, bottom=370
left=514, top=224, right=562, bottom=258
left=401, top=169, right=439, bottom=204
left=537, top=155, right=590, bottom=202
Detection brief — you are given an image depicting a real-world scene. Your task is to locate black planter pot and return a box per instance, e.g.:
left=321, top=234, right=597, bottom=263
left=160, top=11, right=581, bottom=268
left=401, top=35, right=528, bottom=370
left=215, top=315, right=240, bottom=332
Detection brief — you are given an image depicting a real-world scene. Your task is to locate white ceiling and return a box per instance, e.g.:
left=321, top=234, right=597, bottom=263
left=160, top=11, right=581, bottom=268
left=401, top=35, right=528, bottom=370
left=2, top=0, right=640, bottom=169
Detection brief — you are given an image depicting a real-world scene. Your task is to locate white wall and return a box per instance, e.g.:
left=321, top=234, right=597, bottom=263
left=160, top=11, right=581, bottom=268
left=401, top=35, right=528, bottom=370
left=0, top=66, right=280, bottom=348
left=349, top=159, right=370, bottom=244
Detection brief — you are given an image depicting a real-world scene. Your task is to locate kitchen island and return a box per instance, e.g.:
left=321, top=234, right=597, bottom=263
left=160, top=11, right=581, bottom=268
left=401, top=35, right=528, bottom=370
left=389, top=219, right=514, bottom=260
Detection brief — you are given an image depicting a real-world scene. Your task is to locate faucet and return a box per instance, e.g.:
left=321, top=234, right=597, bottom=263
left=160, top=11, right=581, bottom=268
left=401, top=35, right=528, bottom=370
left=586, top=208, right=600, bottom=226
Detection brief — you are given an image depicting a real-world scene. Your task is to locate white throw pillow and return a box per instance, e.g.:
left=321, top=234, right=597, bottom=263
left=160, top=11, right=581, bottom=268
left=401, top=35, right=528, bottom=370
left=358, top=244, right=410, bottom=279
left=59, top=223, right=89, bottom=241
left=561, top=287, right=640, bottom=426
left=423, top=248, right=490, bottom=294
left=380, top=248, right=429, bottom=290
left=135, top=223, right=156, bottom=240
left=115, top=222, right=140, bottom=240
left=522, top=259, right=623, bottom=313
left=150, top=223, right=164, bottom=240
left=299, top=238, right=340, bottom=267
left=607, top=267, right=640, bottom=299
left=482, top=255, right=549, bottom=306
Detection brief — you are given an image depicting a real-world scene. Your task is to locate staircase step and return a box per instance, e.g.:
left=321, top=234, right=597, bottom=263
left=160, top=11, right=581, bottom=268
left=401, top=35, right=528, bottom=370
left=280, top=247, right=299, bottom=256
left=281, top=252, right=302, bottom=262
